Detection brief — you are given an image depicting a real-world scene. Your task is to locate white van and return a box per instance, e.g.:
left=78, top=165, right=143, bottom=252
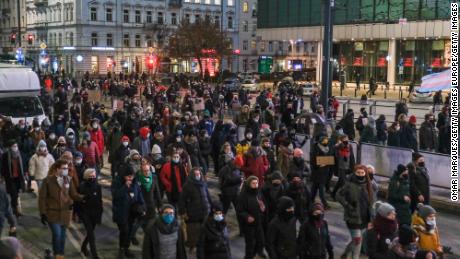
left=0, top=63, right=47, bottom=125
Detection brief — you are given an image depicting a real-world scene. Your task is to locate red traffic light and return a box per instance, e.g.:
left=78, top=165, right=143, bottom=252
left=233, top=49, right=240, bottom=55
left=28, top=34, right=34, bottom=44
left=146, top=55, right=156, bottom=69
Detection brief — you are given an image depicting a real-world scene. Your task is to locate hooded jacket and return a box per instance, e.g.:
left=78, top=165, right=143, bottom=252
left=28, top=140, right=55, bottom=180
left=241, top=147, right=269, bottom=186
left=411, top=213, right=442, bottom=254
left=179, top=173, right=212, bottom=222
left=196, top=216, right=231, bottom=259
left=236, top=180, right=267, bottom=227
left=142, top=216, right=187, bottom=259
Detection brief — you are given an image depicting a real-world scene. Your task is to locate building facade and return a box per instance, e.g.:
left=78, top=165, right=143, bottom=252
left=0, top=0, right=28, bottom=57
left=256, top=0, right=451, bottom=85
left=21, top=0, right=239, bottom=77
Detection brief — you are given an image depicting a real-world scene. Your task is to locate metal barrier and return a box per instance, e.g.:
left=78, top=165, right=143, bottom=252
left=360, top=143, right=451, bottom=189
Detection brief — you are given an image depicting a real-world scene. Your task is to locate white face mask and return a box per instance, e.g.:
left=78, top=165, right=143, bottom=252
left=35, top=127, right=41, bottom=131
left=61, top=169, right=69, bottom=176
left=11, top=146, right=18, bottom=152
left=176, top=137, right=182, bottom=142
left=39, top=147, right=47, bottom=152
left=75, top=159, right=83, bottom=165
left=122, top=141, right=129, bottom=147
left=92, top=123, right=98, bottom=129
left=49, top=134, right=56, bottom=140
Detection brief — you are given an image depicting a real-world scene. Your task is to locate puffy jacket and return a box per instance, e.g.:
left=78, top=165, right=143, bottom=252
left=90, top=128, right=105, bottom=157
left=219, top=163, right=243, bottom=197
left=411, top=213, right=443, bottom=254
left=79, top=141, right=100, bottom=167
left=388, top=174, right=411, bottom=226
left=29, top=152, right=55, bottom=180
left=336, top=174, right=371, bottom=228
left=267, top=215, right=298, bottom=259
left=160, top=162, right=188, bottom=193
left=241, top=148, right=269, bottom=186
left=298, top=219, right=334, bottom=259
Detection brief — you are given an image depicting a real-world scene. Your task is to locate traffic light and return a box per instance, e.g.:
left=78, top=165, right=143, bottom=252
left=28, top=34, right=34, bottom=45
left=10, top=33, right=16, bottom=44
left=146, top=55, right=156, bottom=70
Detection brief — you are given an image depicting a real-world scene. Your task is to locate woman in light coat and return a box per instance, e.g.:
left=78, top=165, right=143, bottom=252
left=29, top=140, right=55, bottom=189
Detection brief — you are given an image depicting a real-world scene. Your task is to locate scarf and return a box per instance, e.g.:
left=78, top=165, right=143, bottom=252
left=138, top=173, right=153, bottom=192
left=338, top=144, right=350, bottom=158
left=373, top=214, right=398, bottom=237
left=318, top=144, right=329, bottom=154
left=7, top=151, right=23, bottom=179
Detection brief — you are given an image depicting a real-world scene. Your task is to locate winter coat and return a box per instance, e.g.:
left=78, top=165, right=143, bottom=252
left=408, top=163, right=430, bottom=206
left=137, top=171, right=162, bottom=219
left=79, top=141, right=100, bottom=167
left=77, top=180, right=103, bottom=225
left=288, top=158, right=306, bottom=178
left=236, top=186, right=267, bottom=228
left=160, top=162, right=188, bottom=194
left=184, top=141, right=205, bottom=169
left=388, top=175, right=411, bottom=226
left=411, top=213, right=443, bottom=254
left=267, top=215, right=298, bottom=259
left=419, top=121, right=437, bottom=150
left=298, top=219, right=334, bottom=259
left=179, top=174, right=212, bottom=223
left=142, top=217, right=187, bottom=259
left=400, top=123, right=417, bottom=151
left=334, top=142, right=356, bottom=173
left=336, top=174, right=371, bottom=228
left=112, top=181, right=145, bottom=224
left=361, top=125, right=378, bottom=144
left=376, top=119, right=388, bottom=142
left=113, top=145, right=130, bottom=173
left=339, top=112, right=356, bottom=140
left=1, top=151, right=26, bottom=194
left=196, top=217, right=231, bottom=259
left=310, top=144, right=333, bottom=184
left=262, top=147, right=277, bottom=175
left=277, top=146, right=292, bottom=178
left=38, top=175, right=83, bottom=226
left=90, top=128, right=105, bottom=157
left=199, top=137, right=212, bottom=157
left=286, top=183, right=311, bottom=222
left=387, top=128, right=401, bottom=147
left=388, top=238, right=418, bottom=259
left=29, top=152, right=55, bottom=181
left=219, top=163, right=243, bottom=197
left=261, top=183, right=286, bottom=222
left=107, top=129, right=123, bottom=164
left=367, top=227, right=397, bottom=259
left=241, top=149, right=269, bottom=186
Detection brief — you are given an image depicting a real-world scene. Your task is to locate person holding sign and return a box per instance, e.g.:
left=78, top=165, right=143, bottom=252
left=310, top=135, right=334, bottom=209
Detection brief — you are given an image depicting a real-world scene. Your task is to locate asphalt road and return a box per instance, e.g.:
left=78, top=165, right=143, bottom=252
left=2, top=164, right=459, bottom=259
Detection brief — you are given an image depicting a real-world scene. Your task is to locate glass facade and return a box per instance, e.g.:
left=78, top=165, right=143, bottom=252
left=395, top=39, right=451, bottom=84
left=258, top=0, right=451, bottom=28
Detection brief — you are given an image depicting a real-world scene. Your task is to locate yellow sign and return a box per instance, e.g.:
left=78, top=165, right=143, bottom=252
left=40, top=43, right=47, bottom=49
left=148, top=47, right=154, bottom=53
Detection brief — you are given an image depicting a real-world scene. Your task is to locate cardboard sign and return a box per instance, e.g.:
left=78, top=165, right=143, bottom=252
left=316, top=156, right=335, bottom=166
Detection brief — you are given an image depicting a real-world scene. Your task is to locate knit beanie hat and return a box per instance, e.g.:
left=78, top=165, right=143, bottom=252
left=270, top=171, right=283, bottom=181
left=211, top=202, right=224, bottom=213
left=38, top=140, right=47, bottom=148
left=160, top=204, right=176, bottom=213
left=0, top=237, right=21, bottom=259
left=151, top=144, right=162, bottom=155
left=417, top=204, right=436, bottom=219
left=121, top=135, right=130, bottom=142
left=312, top=202, right=324, bottom=213
left=74, top=151, right=83, bottom=158
left=277, top=196, right=295, bottom=212
left=409, top=115, right=417, bottom=124
left=128, top=149, right=140, bottom=159
left=376, top=202, right=396, bottom=217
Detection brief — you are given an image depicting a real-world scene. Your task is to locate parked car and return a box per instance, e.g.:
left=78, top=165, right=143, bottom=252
left=223, top=78, right=241, bottom=92
left=409, top=87, right=433, bottom=103
left=241, top=78, right=259, bottom=92
left=298, top=82, right=319, bottom=96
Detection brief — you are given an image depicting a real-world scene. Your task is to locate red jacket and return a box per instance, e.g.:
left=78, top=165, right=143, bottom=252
left=160, top=162, right=188, bottom=193
left=90, top=129, right=104, bottom=157
left=241, top=151, right=269, bottom=186
left=79, top=141, right=100, bottom=167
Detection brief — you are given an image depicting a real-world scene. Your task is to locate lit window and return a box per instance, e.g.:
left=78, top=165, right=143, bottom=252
left=215, top=0, right=221, bottom=4
left=251, top=40, right=256, bottom=50
left=91, top=56, right=99, bottom=74
left=205, top=0, right=211, bottom=4
left=243, top=2, right=249, bottom=12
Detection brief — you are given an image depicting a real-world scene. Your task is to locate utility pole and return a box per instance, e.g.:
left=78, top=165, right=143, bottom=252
left=321, top=0, right=334, bottom=112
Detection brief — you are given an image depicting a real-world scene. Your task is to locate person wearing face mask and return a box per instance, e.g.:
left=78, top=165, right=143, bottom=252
left=332, top=134, right=356, bottom=200
left=389, top=224, right=419, bottom=259
left=198, top=110, right=215, bottom=136
left=142, top=204, right=187, bottom=259
left=288, top=148, right=306, bottom=179
left=236, top=176, right=268, bottom=259
left=112, top=167, right=145, bottom=258
left=64, top=128, right=78, bottom=153
left=74, top=152, right=87, bottom=183
left=52, top=137, right=70, bottom=161
left=367, top=203, right=398, bottom=259
left=29, top=120, right=46, bottom=147
left=160, top=152, right=188, bottom=206
left=113, top=136, right=131, bottom=177
left=198, top=130, right=212, bottom=171
left=236, top=129, right=253, bottom=156
left=411, top=204, right=443, bottom=256
left=241, top=142, right=269, bottom=186
left=336, top=165, right=373, bottom=259
left=261, top=172, right=286, bottom=223
left=261, top=137, right=277, bottom=177
left=107, top=121, right=123, bottom=168
left=266, top=196, right=298, bottom=259
left=46, top=131, right=58, bottom=151
left=196, top=202, right=231, bottom=259
left=217, top=143, right=235, bottom=174
left=366, top=165, right=379, bottom=207
left=361, top=116, right=378, bottom=144
left=246, top=113, right=261, bottom=140
left=388, top=165, right=412, bottom=226
left=89, top=118, right=104, bottom=165
left=408, top=153, right=430, bottom=212
left=78, top=133, right=101, bottom=174
left=28, top=140, right=55, bottom=190
left=387, top=122, right=402, bottom=147
left=132, top=126, right=152, bottom=158
left=285, top=172, right=311, bottom=223
left=298, top=202, right=334, bottom=259
left=77, top=169, right=102, bottom=259
left=419, top=114, right=437, bottom=152
left=1, top=140, right=26, bottom=217
left=39, top=159, right=83, bottom=259
left=151, top=128, right=166, bottom=156
left=310, top=136, right=333, bottom=209
left=179, top=168, right=212, bottom=252
left=400, top=115, right=418, bottom=151
left=136, top=161, right=162, bottom=224
left=184, top=131, right=206, bottom=174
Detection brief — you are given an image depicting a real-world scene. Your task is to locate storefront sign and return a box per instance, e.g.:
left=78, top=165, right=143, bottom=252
left=403, top=57, right=413, bottom=67
left=353, top=57, right=363, bottom=66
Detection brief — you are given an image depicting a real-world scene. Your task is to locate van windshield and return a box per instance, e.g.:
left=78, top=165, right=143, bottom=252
left=0, top=96, right=44, bottom=117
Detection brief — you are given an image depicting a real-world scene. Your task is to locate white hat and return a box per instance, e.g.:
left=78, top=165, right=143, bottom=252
left=151, top=144, right=162, bottom=155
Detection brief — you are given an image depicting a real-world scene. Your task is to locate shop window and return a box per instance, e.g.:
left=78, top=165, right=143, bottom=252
left=91, top=56, right=99, bottom=74
left=228, top=0, right=234, bottom=6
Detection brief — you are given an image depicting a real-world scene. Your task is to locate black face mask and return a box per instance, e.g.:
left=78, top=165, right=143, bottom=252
left=343, top=141, right=349, bottom=146
left=272, top=182, right=281, bottom=187
left=281, top=210, right=295, bottom=221
left=368, top=174, right=374, bottom=180
left=418, top=162, right=425, bottom=167
left=312, top=214, right=323, bottom=221
left=356, top=175, right=366, bottom=181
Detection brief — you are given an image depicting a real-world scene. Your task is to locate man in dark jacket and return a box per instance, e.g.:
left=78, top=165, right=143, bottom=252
left=219, top=155, right=243, bottom=215
left=237, top=176, right=268, bottom=259
left=395, top=99, right=409, bottom=121
left=298, top=202, right=334, bottom=259
left=112, top=135, right=131, bottom=177
left=1, top=140, right=26, bottom=217
left=266, top=196, right=298, bottom=259
left=142, top=204, right=187, bottom=259
left=310, top=136, right=333, bottom=209
left=408, top=153, right=430, bottom=212
left=196, top=203, right=231, bottom=259
left=286, top=172, right=311, bottom=223
left=261, top=172, right=286, bottom=223
left=339, top=109, right=356, bottom=141
left=400, top=116, right=418, bottom=151
left=388, top=165, right=412, bottom=226
left=331, top=134, right=356, bottom=199
left=179, top=168, right=212, bottom=251
left=419, top=114, right=437, bottom=152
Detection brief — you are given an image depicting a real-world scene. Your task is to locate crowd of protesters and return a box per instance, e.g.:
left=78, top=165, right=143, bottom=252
left=0, top=71, right=453, bottom=259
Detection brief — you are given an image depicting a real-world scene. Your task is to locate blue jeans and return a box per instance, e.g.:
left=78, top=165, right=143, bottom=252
left=49, top=223, right=67, bottom=255
left=343, top=228, right=365, bottom=259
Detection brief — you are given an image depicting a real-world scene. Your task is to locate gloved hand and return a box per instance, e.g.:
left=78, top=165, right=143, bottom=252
left=41, top=214, right=48, bottom=226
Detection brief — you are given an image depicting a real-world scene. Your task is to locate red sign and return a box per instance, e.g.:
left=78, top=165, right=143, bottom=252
left=431, top=57, right=442, bottom=68
left=353, top=57, right=363, bottom=66
left=201, top=49, right=216, bottom=55
left=377, top=57, right=387, bottom=67
left=403, top=58, right=413, bottom=67
left=233, top=49, right=240, bottom=55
